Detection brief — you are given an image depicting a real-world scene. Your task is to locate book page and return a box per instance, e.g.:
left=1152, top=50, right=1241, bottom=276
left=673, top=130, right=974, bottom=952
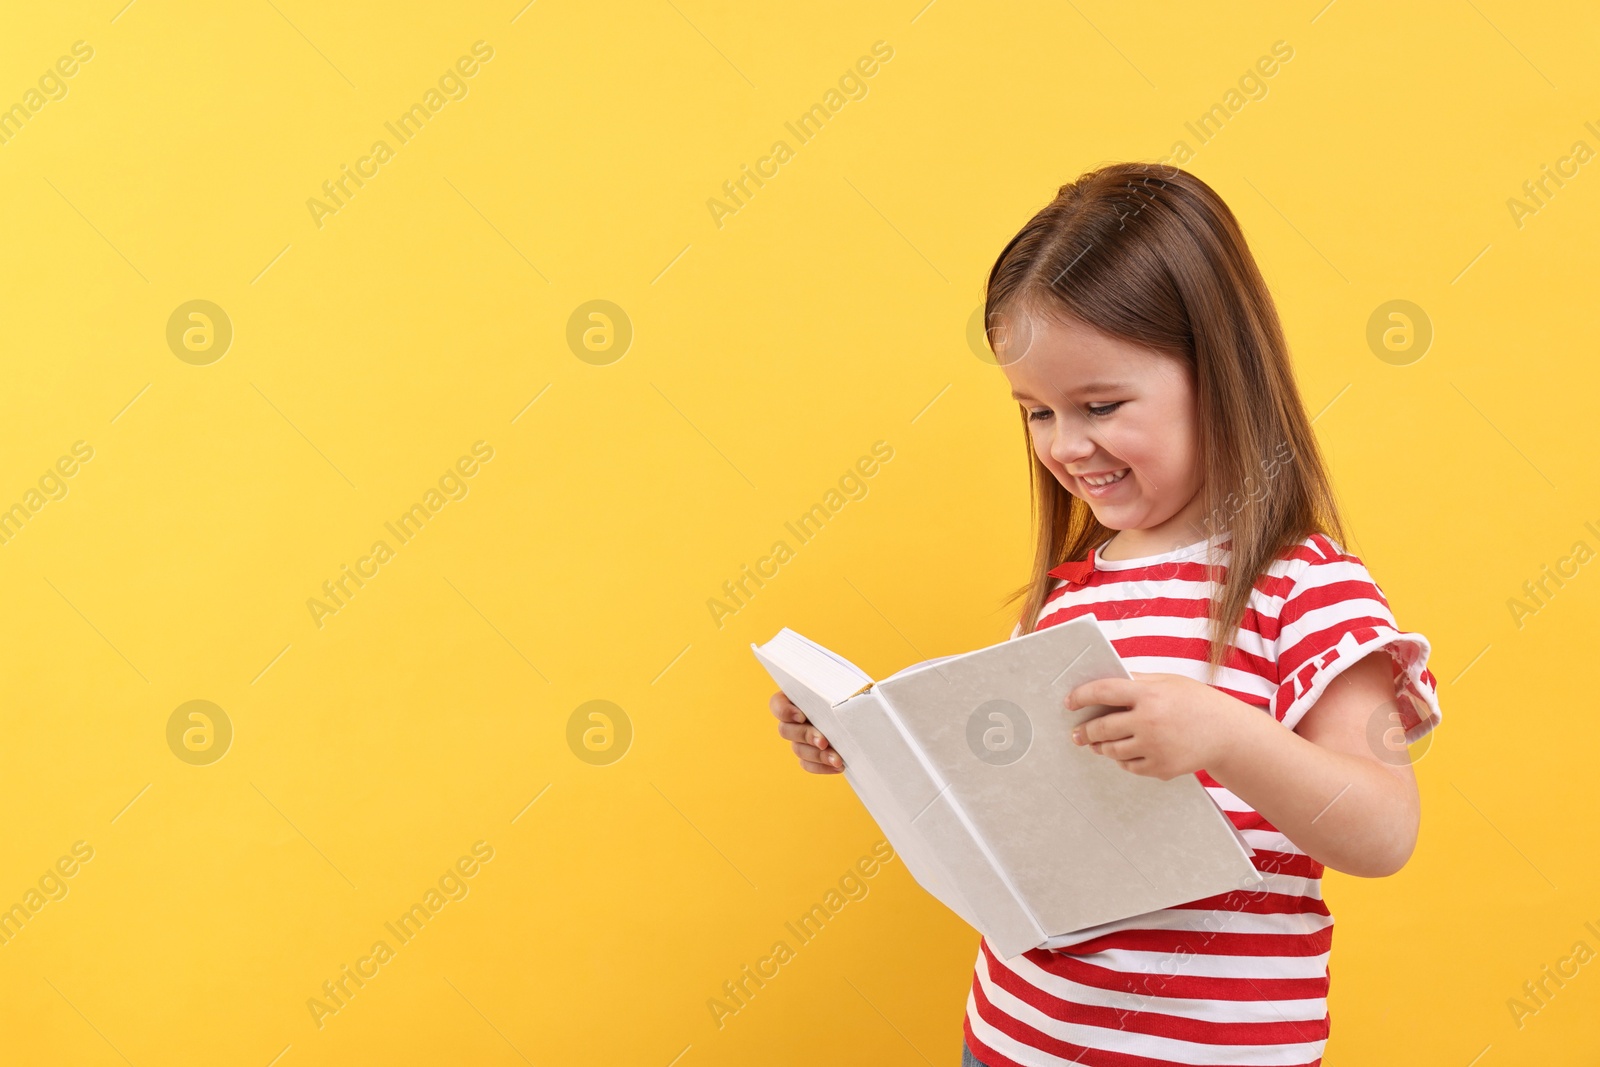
left=753, top=628, right=874, bottom=707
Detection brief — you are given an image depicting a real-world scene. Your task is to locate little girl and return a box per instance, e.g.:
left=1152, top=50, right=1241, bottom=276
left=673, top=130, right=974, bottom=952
left=769, top=162, right=1442, bottom=1066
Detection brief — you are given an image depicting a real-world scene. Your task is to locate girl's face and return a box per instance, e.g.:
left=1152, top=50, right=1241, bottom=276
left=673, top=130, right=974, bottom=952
left=995, top=310, right=1209, bottom=551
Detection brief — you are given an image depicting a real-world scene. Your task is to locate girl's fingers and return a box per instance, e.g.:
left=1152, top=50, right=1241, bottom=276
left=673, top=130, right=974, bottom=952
left=770, top=691, right=807, bottom=724
left=777, top=720, right=831, bottom=750
left=1073, top=709, right=1137, bottom=745
left=791, top=739, right=844, bottom=771
left=1067, top=677, right=1140, bottom=711
left=1091, top=737, right=1137, bottom=760
left=771, top=691, right=841, bottom=770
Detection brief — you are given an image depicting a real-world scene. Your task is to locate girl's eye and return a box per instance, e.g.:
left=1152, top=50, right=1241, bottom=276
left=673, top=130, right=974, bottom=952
left=1027, top=402, right=1122, bottom=421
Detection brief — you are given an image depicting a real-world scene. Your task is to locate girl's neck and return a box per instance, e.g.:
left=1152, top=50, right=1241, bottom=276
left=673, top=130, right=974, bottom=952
left=1099, top=487, right=1219, bottom=561
left=1100, top=527, right=1217, bottom=562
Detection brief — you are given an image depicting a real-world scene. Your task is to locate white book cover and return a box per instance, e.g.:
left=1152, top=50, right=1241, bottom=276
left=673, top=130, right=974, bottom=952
left=753, top=617, right=1263, bottom=960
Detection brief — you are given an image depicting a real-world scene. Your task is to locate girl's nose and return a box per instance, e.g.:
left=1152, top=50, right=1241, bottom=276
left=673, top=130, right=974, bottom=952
left=1048, top=416, right=1096, bottom=466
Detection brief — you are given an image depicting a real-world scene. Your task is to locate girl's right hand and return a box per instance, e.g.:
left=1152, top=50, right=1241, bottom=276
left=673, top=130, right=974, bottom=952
left=770, top=690, right=845, bottom=774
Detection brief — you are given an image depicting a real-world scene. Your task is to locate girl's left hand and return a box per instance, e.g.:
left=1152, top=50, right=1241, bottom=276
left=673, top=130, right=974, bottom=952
left=1067, top=671, right=1242, bottom=780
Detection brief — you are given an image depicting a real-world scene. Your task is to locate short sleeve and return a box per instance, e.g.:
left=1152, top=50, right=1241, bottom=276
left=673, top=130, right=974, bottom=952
left=1270, top=540, right=1442, bottom=742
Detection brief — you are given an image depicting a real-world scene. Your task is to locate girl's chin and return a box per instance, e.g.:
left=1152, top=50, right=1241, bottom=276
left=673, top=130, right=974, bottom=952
left=1084, top=501, right=1142, bottom=526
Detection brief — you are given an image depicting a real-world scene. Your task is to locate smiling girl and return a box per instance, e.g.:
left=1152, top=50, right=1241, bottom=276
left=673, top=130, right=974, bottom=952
left=769, top=162, right=1442, bottom=1065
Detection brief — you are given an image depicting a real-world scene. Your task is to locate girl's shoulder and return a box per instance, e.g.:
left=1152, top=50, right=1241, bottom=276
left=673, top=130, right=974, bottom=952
left=1268, top=529, right=1357, bottom=569
left=1257, top=530, right=1441, bottom=740
left=1252, top=530, right=1375, bottom=601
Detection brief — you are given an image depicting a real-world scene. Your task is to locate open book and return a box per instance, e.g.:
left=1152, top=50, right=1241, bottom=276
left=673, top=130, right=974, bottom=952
left=752, top=617, right=1262, bottom=960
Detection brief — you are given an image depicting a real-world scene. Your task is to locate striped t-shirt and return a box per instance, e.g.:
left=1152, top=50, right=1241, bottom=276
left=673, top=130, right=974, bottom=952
left=963, top=530, right=1442, bottom=1067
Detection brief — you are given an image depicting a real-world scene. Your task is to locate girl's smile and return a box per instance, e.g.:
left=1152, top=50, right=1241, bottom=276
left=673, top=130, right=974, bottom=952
left=1074, top=467, right=1131, bottom=494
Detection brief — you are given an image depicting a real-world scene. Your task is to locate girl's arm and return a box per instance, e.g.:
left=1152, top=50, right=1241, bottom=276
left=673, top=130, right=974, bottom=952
left=1069, top=652, right=1421, bottom=878
left=1202, top=652, right=1419, bottom=877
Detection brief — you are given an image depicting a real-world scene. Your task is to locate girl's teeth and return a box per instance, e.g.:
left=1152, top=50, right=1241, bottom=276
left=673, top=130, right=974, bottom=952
left=1085, top=469, right=1128, bottom=487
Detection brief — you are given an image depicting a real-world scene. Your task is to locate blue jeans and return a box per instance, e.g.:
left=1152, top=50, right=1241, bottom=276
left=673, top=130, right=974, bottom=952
left=961, top=1040, right=991, bottom=1067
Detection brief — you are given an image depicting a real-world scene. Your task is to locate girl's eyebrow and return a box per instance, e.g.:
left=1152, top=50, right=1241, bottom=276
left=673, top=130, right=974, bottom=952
left=1010, top=379, right=1132, bottom=401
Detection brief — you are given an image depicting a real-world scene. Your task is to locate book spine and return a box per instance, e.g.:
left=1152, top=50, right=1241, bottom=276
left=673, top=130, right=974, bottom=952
left=868, top=687, right=1049, bottom=951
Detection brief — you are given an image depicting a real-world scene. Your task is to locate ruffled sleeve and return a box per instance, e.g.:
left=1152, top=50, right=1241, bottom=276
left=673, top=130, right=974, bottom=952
left=1270, top=536, right=1441, bottom=742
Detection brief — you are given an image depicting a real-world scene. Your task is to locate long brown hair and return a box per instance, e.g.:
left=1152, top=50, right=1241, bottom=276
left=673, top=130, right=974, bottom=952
left=986, top=162, right=1346, bottom=677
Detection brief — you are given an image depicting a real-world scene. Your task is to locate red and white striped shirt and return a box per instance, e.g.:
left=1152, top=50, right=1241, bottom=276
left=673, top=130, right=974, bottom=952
left=963, top=531, right=1442, bottom=1067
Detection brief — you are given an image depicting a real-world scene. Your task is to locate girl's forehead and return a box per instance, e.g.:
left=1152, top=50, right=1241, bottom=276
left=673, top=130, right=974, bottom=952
left=998, top=319, right=1191, bottom=397
left=998, top=309, right=1118, bottom=354
left=998, top=316, right=1141, bottom=377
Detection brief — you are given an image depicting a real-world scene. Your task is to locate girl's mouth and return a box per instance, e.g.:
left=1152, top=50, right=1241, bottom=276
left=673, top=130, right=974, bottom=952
left=1077, top=467, right=1130, bottom=497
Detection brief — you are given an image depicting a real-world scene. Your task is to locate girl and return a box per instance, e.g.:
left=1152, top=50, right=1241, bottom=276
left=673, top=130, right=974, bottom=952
left=768, top=162, right=1442, bottom=1066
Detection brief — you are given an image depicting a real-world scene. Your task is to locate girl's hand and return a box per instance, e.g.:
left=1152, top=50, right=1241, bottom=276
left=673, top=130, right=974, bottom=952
left=1066, top=672, right=1243, bottom=780
left=770, top=690, right=845, bottom=774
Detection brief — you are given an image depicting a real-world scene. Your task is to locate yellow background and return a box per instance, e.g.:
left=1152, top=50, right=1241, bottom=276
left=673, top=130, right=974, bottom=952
left=0, top=0, right=1595, bottom=1063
